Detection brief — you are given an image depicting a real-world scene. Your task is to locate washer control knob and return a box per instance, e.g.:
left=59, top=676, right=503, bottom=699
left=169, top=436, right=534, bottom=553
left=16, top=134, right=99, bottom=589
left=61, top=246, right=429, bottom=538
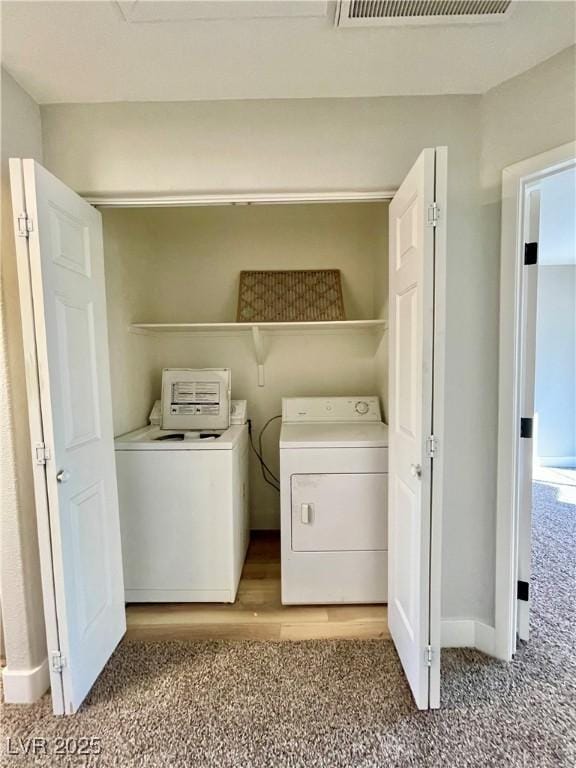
left=355, top=400, right=370, bottom=415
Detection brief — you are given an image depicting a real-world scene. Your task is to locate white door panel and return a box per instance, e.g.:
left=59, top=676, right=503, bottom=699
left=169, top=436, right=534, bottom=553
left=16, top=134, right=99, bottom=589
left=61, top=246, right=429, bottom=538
left=388, top=148, right=440, bottom=710
left=10, top=159, right=125, bottom=714
left=391, top=475, right=417, bottom=636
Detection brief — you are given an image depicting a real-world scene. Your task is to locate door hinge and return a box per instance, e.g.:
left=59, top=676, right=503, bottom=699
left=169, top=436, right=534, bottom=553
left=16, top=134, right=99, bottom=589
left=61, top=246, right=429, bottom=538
left=17, top=213, right=33, bottom=238
left=50, top=651, right=66, bottom=674
left=426, top=435, right=438, bottom=459
left=520, top=417, right=533, bottom=439
left=524, top=242, right=538, bottom=265
left=517, top=580, right=530, bottom=602
left=35, top=443, right=51, bottom=465
left=425, top=645, right=434, bottom=667
left=427, top=202, right=439, bottom=227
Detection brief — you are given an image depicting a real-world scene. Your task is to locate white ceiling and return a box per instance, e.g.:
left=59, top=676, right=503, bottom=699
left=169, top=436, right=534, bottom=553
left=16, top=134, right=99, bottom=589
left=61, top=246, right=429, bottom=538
left=1, top=0, right=575, bottom=104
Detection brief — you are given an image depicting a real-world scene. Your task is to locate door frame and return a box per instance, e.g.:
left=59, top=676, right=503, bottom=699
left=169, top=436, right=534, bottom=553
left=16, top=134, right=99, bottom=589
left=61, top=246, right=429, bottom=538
left=429, top=147, right=447, bottom=707
left=9, top=159, right=65, bottom=713
left=87, top=180, right=446, bottom=704
left=494, top=141, right=576, bottom=661
left=88, top=180, right=446, bottom=703
left=83, top=189, right=397, bottom=207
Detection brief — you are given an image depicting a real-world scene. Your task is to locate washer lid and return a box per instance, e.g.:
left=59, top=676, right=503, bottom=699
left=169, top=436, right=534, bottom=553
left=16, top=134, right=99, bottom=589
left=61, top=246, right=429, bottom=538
left=279, top=421, right=388, bottom=449
left=114, top=424, right=245, bottom=450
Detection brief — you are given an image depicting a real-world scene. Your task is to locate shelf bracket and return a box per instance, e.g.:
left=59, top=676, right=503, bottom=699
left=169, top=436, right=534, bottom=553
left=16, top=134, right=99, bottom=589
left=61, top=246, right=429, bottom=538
left=374, top=322, right=387, bottom=352
left=251, top=325, right=266, bottom=387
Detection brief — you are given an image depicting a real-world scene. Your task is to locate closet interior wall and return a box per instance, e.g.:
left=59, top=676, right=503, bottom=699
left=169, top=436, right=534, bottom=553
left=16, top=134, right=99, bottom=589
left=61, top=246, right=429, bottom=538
left=103, top=202, right=389, bottom=529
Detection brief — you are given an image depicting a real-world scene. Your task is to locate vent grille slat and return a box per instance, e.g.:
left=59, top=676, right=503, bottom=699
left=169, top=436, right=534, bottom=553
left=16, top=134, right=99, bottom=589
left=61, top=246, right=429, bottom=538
left=343, top=0, right=512, bottom=22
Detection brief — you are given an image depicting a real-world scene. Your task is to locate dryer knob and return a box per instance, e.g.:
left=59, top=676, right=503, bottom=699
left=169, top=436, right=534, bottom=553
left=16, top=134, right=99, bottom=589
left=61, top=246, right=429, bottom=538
left=355, top=401, right=370, bottom=415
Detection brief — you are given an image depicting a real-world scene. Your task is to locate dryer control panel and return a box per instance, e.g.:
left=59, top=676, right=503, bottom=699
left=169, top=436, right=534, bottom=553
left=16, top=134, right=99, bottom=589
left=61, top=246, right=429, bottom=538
left=282, top=396, right=381, bottom=423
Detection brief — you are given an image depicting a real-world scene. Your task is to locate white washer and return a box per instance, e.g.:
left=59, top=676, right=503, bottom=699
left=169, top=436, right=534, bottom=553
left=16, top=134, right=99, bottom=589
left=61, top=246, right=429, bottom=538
left=280, top=397, right=388, bottom=605
left=115, top=422, right=249, bottom=603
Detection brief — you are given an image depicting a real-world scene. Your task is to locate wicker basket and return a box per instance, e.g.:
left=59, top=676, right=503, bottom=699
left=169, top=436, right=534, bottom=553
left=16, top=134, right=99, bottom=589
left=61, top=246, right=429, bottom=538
left=237, top=269, right=346, bottom=322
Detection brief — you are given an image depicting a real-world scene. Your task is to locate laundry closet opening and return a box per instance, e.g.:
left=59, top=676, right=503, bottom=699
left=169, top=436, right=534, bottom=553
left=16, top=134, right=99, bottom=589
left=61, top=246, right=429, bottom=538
left=101, top=200, right=391, bottom=640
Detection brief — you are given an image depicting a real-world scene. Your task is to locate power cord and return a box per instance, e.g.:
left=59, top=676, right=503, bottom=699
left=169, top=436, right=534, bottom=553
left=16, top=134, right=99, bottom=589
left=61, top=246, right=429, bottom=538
left=248, top=416, right=282, bottom=492
left=259, top=414, right=282, bottom=484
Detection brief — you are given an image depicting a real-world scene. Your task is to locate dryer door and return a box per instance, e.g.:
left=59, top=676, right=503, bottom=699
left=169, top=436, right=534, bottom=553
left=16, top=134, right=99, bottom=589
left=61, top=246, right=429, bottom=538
left=291, top=473, right=387, bottom=552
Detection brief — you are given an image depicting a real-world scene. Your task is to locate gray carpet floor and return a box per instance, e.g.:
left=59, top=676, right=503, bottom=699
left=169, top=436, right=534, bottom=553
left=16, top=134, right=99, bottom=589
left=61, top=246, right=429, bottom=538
left=2, top=480, right=575, bottom=767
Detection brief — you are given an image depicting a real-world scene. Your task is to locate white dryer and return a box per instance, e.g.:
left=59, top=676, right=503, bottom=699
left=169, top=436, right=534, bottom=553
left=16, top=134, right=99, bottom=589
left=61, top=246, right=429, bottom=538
left=280, top=397, right=388, bottom=605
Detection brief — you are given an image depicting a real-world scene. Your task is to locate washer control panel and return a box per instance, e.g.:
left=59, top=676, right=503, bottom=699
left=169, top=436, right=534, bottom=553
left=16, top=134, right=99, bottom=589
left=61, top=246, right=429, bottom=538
left=282, top=397, right=381, bottom=423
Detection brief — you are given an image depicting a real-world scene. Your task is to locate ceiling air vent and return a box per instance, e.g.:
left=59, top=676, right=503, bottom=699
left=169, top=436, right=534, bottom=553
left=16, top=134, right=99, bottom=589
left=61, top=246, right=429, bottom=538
left=335, top=0, right=514, bottom=27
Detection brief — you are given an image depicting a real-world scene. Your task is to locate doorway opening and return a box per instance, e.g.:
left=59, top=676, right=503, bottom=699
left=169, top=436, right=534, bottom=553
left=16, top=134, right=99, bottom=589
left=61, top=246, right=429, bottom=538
left=103, top=200, right=391, bottom=644
left=495, top=142, right=576, bottom=660
left=9, top=148, right=446, bottom=714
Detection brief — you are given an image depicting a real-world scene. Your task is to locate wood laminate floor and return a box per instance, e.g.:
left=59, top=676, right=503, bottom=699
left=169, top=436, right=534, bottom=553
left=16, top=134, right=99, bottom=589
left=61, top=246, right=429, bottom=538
left=126, top=532, right=389, bottom=641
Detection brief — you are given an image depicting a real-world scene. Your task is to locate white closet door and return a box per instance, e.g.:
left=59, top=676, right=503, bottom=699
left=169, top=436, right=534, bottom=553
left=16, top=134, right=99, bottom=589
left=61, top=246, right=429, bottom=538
left=388, top=148, right=441, bottom=710
left=9, top=159, right=125, bottom=714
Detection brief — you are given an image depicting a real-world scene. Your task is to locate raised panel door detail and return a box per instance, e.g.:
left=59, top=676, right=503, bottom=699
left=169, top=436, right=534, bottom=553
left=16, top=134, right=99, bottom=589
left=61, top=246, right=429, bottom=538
left=396, top=193, right=418, bottom=269
left=55, top=294, right=101, bottom=450
left=49, top=203, right=91, bottom=277
left=395, top=285, right=418, bottom=438
left=69, top=482, right=111, bottom=638
left=391, top=475, right=417, bottom=643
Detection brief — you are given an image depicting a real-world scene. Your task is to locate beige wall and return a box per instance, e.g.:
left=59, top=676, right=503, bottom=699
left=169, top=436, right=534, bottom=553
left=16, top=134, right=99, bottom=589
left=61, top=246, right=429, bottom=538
left=121, top=203, right=388, bottom=323
left=466, top=45, right=576, bottom=622
left=0, top=69, right=47, bottom=689
left=102, top=203, right=388, bottom=528
left=41, top=96, right=479, bottom=197
left=481, top=46, right=576, bottom=206
left=103, top=210, right=158, bottom=436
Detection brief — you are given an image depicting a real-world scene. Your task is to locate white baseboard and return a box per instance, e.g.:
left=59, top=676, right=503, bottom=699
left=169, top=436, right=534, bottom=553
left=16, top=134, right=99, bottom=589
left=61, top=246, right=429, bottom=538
left=441, top=620, right=496, bottom=655
left=2, top=658, right=50, bottom=704
left=537, top=456, right=576, bottom=469
left=474, top=621, right=496, bottom=655
left=440, top=619, right=475, bottom=647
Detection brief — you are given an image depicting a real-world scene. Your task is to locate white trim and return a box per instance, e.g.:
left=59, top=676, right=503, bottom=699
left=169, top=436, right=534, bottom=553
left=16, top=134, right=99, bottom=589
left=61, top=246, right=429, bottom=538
left=441, top=620, right=475, bottom=648
left=440, top=620, right=496, bottom=655
left=9, top=158, right=63, bottom=713
left=475, top=621, right=496, bottom=656
left=85, top=189, right=397, bottom=208
left=125, top=588, right=234, bottom=602
left=2, top=658, right=50, bottom=704
left=130, top=320, right=387, bottom=334
left=130, top=327, right=386, bottom=340
left=495, top=141, right=576, bottom=661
